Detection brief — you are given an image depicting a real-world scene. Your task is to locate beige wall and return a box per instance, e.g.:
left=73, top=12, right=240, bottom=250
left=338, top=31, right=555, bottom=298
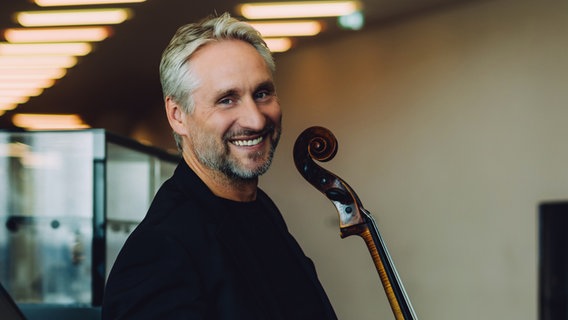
left=257, top=0, right=568, bottom=319
left=129, top=0, right=568, bottom=318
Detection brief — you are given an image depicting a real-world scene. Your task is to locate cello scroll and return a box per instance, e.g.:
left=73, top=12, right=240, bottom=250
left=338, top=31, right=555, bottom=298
left=293, top=126, right=418, bottom=320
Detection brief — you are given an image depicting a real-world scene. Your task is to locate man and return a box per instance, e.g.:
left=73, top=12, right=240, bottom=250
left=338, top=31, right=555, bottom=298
left=102, top=13, right=338, bottom=319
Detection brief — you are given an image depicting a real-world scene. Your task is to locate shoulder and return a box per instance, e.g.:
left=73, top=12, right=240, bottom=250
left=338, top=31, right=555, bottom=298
left=138, top=161, right=223, bottom=233
left=125, top=177, right=219, bottom=258
left=108, top=163, right=223, bottom=279
left=256, top=188, right=288, bottom=228
left=102, top=185, right=217, bottom=318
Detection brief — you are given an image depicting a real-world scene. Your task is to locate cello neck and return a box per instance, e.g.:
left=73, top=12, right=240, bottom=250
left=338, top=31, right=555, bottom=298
left=341, top=209, right=417, bottom=320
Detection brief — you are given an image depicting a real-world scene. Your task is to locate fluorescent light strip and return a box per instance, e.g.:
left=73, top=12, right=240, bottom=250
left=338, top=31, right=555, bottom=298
left=12, top=114, right=90, bottom=130
left=0, top=79, right=56, bottom=90
left=0, top=68, right=67, bottom=80
left=16, top=8, right=132, bottom=27
left=0, top=96, right=30, bottom=105
left=0, top=56, right=77, bottom=68
left=0, top=103, right=18, bottom=111
left=248, top=21, right=322, bottom=37
left=0, top=88, right=44, bottom=98
left=4, top=27, right=111, bottom=43
left=0, top=63, right=71, bottom=70
left=34, top=0, right=146, bottom=6
left=238, top=1, right=362, bottom=19
left=264, top=38, right=292, bottom=52
left=0, top=42, right=92, bottom=56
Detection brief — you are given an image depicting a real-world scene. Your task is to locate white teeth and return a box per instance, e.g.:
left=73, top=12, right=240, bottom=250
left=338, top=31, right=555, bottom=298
left=232, top=136, right=264, bottom=146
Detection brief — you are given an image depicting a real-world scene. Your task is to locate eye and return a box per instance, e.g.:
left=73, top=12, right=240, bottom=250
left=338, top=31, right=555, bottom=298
left=216, top=89, right=239, bottom=107
left=254, top=91, right=268, bottom=100
left=254, top=81, right=276, bottom=103
left=219, top=97, right=234, bottom=105
left=254, top=88, right=275, bottom=103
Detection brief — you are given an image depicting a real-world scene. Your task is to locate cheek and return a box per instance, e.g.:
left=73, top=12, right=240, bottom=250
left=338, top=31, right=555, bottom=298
left=206, top=113, right=238, bottom=136
left=266, top=103, right=282, bottom=125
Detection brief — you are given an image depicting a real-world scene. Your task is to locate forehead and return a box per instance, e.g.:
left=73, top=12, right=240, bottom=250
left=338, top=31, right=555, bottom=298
left=189, top=39, right=271, bottom=80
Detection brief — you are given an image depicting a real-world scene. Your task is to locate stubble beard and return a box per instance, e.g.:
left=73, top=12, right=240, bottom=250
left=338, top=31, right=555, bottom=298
left=193, top=125, right=281, bottom=182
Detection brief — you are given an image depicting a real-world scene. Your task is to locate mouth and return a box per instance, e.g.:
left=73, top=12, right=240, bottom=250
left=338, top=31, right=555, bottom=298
left=229, top=135, right=265, bottom=147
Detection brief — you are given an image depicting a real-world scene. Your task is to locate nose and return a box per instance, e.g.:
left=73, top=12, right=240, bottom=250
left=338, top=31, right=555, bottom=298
left=238, top=97, right=266, bottom=131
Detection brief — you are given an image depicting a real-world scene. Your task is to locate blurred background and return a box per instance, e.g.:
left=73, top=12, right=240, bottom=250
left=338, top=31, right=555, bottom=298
left=1, top=0, right=568, bottom=319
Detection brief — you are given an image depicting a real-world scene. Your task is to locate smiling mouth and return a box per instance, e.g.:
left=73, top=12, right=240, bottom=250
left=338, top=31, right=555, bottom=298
left=230, top=135, right=264, bottom=147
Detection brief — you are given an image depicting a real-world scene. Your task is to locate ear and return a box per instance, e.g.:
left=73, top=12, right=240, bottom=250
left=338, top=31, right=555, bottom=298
left=165, top=97, right=187, bottom=135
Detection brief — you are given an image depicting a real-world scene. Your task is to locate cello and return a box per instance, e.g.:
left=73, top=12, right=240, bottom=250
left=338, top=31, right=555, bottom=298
left=293, top=126, right=418, bottom=320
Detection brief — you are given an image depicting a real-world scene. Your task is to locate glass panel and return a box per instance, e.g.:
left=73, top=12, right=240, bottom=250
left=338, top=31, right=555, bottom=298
left=0, top=131, right=94, bottom=304
left=0, top=130, right=177, bottom=306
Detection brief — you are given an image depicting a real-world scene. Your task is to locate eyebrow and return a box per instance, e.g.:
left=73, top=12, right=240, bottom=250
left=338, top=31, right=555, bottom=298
left=215, top=88, right=239, bottom=99
left=256, top=80, right=276, bottom=93
left=213, top=80, right=276, bottom=99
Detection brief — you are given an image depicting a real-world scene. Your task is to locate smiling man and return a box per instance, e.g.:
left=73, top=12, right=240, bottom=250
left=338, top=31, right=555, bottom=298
left=102, top=13, right=338, bottom=320
left=170, top=38, right=282, bottom=201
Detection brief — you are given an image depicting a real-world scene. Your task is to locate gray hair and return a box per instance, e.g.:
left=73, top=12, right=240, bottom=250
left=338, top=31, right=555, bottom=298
left=159, top=13, right=275, bottom=150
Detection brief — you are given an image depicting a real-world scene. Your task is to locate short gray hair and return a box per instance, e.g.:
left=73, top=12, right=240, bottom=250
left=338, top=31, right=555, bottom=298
left=159, top=13, right=275, bottom=150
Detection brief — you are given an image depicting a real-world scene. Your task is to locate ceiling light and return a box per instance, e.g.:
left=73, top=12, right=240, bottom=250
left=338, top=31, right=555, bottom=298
left=0, top=103, right=18, bottom=111
left=12, top=114, right=90, bottom=130
left=264, top=38, right=292, bottom=52
left=0, top=96, right=30, bottom=105
left=238, top=1, right=362, bottom=19
left=16, top=8, right=132, bottom=27
left=34, top=0, right=146, bottom=6
left=0, top=79, right=56, bottom=90
left=248, top=21, right=322, bottom=37
left=4, top=27, right=111, bottom=43
left=0, top=42, right=92, bottom=56
left=0, top=68, right=67, bottom=80
left=0, top=97, right=29, bottom=111
left=0, top=88, right=44, bottom=98
left=0, top=55, right=77, bottom=68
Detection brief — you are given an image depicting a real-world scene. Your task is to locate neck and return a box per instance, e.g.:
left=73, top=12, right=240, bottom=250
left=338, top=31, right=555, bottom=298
left=183, top=153, right=258, bottom=202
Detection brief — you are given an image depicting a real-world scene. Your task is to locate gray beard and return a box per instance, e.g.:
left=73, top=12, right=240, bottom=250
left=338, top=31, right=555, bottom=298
left=195, top=127, right=280, bottom=181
